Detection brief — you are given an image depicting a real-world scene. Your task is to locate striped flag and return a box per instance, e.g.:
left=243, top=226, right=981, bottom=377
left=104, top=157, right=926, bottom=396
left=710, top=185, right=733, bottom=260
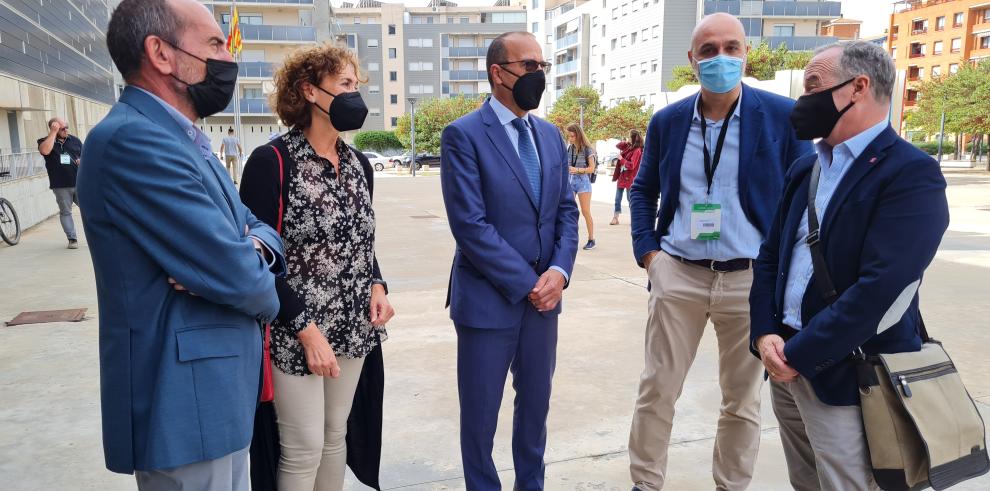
left=226, top=7, right=242, bottom=55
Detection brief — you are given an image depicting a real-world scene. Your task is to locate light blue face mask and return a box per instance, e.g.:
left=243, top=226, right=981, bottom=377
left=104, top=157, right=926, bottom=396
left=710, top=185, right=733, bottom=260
left=696, top=54, right=744, bottom=94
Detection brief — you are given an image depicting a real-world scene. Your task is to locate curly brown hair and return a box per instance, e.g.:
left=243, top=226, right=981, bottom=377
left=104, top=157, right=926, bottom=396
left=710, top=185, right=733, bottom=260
left=270, top=43, right=366, bottom=129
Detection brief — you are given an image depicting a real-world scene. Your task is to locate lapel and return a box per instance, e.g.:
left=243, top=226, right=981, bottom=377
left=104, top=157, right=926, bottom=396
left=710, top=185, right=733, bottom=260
left=665, top=96, right=694, bottom=197
left=820, top=126, right=897, bottom=238
left=530, top=118, right=558, bottom=217
left=737, top=84, right=764, bottom=198
left=481, top=101, right=539, bottom=210
left=121, top=86, right=239, bottom=227
left=777, top=157, right=816, bottom=306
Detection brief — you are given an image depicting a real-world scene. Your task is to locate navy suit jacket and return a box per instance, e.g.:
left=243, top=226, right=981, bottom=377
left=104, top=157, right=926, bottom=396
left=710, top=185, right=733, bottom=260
left=77, top=86, right=285, bottom=473
left=750, top=126, right=949, bottom=406
left=630, top=84, right=812, bottom=264
left=440, top=99, right=579, bottom=329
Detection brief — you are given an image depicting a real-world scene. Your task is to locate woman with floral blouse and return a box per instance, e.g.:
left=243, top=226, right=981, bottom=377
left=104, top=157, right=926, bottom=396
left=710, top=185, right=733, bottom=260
left=239, top=43, right=394, bottom=491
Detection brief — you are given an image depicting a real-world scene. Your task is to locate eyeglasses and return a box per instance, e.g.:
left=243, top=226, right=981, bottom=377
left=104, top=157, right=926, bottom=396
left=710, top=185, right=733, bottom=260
left=498, top=59, right=552, bottom=74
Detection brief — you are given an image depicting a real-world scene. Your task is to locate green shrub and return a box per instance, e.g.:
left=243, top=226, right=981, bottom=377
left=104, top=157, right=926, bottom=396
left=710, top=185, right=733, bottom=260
left=353, top=131, right=402, bottom=153
left=914, top=141, right=956, bottom=155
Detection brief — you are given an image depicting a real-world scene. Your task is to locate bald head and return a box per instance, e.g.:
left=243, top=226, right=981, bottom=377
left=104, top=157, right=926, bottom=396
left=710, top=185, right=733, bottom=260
left=690, top=13, right=746, bottom=59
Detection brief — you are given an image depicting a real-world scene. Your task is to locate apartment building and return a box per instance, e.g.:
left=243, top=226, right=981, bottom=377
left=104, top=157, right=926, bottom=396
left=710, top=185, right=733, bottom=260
left=538, top=0, right=698, bottom=111
left=0, top=0, right=114, bottom=161
left=197, top=0, right=333, bottom=150
left=888, top=0, right=990, bottom=112
left=820, top=17, right=862, bottom=40
left=704, top=0, right=842, bottom=51
left=332, top=0, right=527, bottom=131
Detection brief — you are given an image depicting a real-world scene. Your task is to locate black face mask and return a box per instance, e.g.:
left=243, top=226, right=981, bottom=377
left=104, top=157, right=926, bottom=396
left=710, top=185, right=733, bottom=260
left=166, top=42, right=238, bottom=119
left=790, top=78, right=856, bottom=140
left=499, top=67, right=546, bottom=111
left=314, top=86, right=368, bottom=132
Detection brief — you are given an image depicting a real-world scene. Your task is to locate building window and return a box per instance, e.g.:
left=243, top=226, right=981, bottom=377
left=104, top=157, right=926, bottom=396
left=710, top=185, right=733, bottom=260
left=772, top=24, right=795, bottom=37
left=610, top=68, right=616, bottom=79
left=408, top=38, right=434, bottom=48
left=408, top=62, right=435, bottom=71
left=354, top=17, right=361, bottom=24
left=409, top=85, right=435, bottom=94
left=891, top=46, right=897, bottom=59
left=950, top=38, right=961, bottom=53
left=602, top=25, right=606, bottom=37
left=631, top=32, right=637, bottom=44
left=612, top=8, right=618, bottom=19
left=621, top=35, right=627, bottom=48
left=949, top=63, right=959, bottom=74
left=653, top=25, right=659, bottom=39
left=369, top=108, right=381, bottom=116
left=909, top=42, right=926, bottom=57
left=911, top=19, right=927, bottom=34
left=368, top=62, right=380, bottom=71
left=389, top=48, right=397, bottom=59
left=388, top=24, right=396, bottom=35
left=641, top=28, right=649, bottom=40
left=891, top=25, right=899, bottom=40
left=368, top=39, right=379, bottom=48
left=391, top=117, right=398, bottom=127
left=933, top=41, right=943, bottom=55
left=621, top=3, right=628, bottom=16
left=953, top=12, right=964, bottom=28
left=533, top=21, right=539, bottom=32
left=369, top=85, right=381, bottom=94
left=935, top=16, right=945, bottom=31
left=243, top=87, right=263, bottom=99
left=985, top=9, right=990, bottom=22
left=461, top=17, right=469, bottom=23
left=447, top=17, right=454, bottom=24
left=651, top=59, right=658, bottom=72
left=389, top=71, right=397, bottom=81
left=368, top=17, right=379, bottom=25
left=592, top=16, right=598, bottom=27
left=981, top=35, right=990, bottom=49
left=532, top=0, right=539, bottom=8
left=619, top=65, right=625, bottom=78
left=611, top=38, right=617, bottom=50
left=640, top=61, right=646, bottom=74
left=908, top=66, right=921, bottom=81
left=931, top=65, right=941, bottom=78
left=390, top=94, right=398, bottom=104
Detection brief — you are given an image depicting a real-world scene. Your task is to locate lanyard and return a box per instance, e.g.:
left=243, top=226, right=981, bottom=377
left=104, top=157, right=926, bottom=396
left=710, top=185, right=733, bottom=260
left=697, top=95, right=740, bottom=195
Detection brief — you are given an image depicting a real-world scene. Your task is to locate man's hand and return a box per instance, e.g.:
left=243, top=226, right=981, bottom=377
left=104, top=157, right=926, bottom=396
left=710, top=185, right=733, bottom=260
left=49, top=120, right=62, bottom=133
left=369, top=284, right=395, bottom=327
left=298, top=322, right=341, bottom=378
left=529, top=269, right=566, bottom=312
left=642, top=251, right=660, bottom=271
left=757, top=334, right=799, bottom=383
left=167, top=277, right=197, bottom=296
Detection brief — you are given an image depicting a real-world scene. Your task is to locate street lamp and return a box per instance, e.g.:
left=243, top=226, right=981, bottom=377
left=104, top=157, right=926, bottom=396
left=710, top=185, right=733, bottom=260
left=576, top=97, right=588, bottom=131
left=407, top=97, right=417, bottom=177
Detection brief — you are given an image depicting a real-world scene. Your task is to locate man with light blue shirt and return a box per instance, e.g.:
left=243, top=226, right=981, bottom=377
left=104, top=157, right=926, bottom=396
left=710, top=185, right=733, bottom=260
left=77, top=0, right=285, bottom=489
left=750, top=41, right=948, bottom=490
left=440, top=31, right=579, bottom=491
left=627, top=13, right=811, bottom=491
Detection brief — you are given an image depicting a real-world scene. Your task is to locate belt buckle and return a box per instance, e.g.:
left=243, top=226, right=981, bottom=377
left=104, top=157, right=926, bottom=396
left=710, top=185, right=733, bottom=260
left=710, top=260, right=729, bottom=273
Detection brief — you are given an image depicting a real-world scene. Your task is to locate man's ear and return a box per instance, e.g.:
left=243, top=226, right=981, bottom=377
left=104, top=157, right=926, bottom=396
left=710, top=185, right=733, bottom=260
left=144, top=35, right=175, bottom=76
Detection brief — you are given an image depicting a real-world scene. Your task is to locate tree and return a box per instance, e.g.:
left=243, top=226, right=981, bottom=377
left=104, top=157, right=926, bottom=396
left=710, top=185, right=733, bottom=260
left=908, top=60, right=990, bottom=139
left=353, top=130, right=402, bottom=153
left=393, top=95, right=485, bottom=154
left=666, top=42, right=814, bottom=91
left=667, top=65, right=698, bottom=91
left=597, top=98, right=652, bottom=140
left=546, top=85, right=605, bottom=140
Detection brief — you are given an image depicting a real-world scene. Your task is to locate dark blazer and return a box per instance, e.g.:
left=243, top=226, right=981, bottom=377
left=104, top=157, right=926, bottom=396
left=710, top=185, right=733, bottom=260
left=629, top=84, right=813, bottom=264
left=77, top=86, right=284, bottom=473
left=749, top=126, right=949, bottom=406
left=239, top=135, right=385, bottom=490
left=440, top=99, right=579, bottom=329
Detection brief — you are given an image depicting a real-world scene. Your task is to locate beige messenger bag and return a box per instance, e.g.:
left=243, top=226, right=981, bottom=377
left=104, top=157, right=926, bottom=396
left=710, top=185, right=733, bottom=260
left=805, top=162, right=989, bottom=490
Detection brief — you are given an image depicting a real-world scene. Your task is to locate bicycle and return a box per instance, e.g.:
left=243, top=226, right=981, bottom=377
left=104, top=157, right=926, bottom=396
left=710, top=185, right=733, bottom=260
left=0, top=171, right=21, bottom=246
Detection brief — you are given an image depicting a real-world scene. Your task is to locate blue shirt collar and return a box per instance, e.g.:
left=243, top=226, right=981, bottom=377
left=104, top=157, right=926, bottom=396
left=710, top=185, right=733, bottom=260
left=692, top=89, right=743, bottom=123
left=815, top=119, right=889, bottom=166
left=488, top=95, right=531, bottom=127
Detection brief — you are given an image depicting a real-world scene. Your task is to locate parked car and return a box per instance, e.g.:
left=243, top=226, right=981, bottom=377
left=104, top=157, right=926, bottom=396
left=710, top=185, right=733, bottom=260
left=361, top=151, right=393, bottom=172
left=389, top=152, right=412, bottom=167
left=398, top=153, right=441, bottom=171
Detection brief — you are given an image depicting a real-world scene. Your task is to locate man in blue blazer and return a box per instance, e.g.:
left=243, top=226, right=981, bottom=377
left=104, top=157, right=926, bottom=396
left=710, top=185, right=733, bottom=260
left=627, top=13, right=812, bottom=491
left=440, top=31, right=579, bottom=491
left=77, top=0, right=284, bottom=488
left=750, top=41, right=948, bottom=490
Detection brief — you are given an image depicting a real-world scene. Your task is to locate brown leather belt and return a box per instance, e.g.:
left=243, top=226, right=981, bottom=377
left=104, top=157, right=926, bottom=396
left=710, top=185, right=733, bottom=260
left=667, top=253, right=752, bottom=273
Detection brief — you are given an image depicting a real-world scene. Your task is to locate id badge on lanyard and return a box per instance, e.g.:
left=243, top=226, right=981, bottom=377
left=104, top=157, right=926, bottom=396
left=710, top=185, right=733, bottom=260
left=692, top=95, right=738, bottom=241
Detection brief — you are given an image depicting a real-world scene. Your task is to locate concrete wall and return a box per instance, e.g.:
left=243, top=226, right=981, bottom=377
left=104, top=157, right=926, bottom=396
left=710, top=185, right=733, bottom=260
left=0, top=175, right=58, bottom=233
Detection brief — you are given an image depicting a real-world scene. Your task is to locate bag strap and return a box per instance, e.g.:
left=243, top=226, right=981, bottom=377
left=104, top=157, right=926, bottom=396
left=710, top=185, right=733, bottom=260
left=269, top=145, right=285, bottom=234
left=806, top=160, right=838, bottom=303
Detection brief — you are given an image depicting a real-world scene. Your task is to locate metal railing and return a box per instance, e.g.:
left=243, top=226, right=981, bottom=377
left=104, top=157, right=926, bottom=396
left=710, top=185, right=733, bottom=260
left=239, top=61, right=275, bottom=78
left=447, top=47, right=488, bottom=57
left=221, top=24, right=316, bottom=42
left=212, top=0, right=314, bottom=4
left=556, top=32, right=579, bottom=50
left=447, top=70, right=488, bottom=81
left=762, top=1, right=841, bottom=17
left=556, top=60, right=579, bottom=75
left=0, top=152, right=46, bottom=182
left=221, top=98, right=273, bottom=115
left=764, top=36, right=839, bottom=51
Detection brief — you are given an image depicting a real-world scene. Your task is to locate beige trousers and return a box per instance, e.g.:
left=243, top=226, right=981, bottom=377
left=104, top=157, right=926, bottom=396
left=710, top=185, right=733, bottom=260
left=224, top=154, right=239, bottom=182
left=273, top=356, right=366, bottom=491
left=629, top=252, right=765, bottom=491
left=771, top=378, right=878, bottom=491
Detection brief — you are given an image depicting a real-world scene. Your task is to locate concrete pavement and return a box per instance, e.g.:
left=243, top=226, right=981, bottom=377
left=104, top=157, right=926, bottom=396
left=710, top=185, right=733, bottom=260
left=1, top=169, right=990, bottom=490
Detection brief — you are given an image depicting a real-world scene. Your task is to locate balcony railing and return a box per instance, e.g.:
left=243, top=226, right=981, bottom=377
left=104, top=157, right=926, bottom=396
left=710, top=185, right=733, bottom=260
left=909, top=51, right=926, bottom=58
left=764, top=35, right=839, bottom=51
left=221, top=98, right=272, bottom=115
left=447, top=47, right=488, bottom=57
left=0, top=152, right=45, bottom=182
left=556, top=60, right=579, bottom=75
left=221, top=24, right=315, bottom=42
left=912, top=28, right=928, bottom=35
left=556, top=32, right=579, bottom=50
left=905, top=99, right=918, bottom=107
left=212, top=0, right=313, bottom=4
left=239, top=61, right=275, bottom=78
left=762, top=1, right=841, bottom=18
left=447, top=70, right=488, bottom=81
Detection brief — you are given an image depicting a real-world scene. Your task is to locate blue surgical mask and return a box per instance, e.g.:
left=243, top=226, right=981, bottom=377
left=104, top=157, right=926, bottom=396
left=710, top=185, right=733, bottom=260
left=696, top=55, right=744, bottom=94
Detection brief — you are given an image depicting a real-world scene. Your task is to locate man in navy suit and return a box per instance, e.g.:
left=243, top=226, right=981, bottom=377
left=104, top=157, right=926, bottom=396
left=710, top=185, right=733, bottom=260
left=627, top=13, right=812, bottom=491
left=440, top=31, right=579, bottom=491
left=77, top=0, right=284, bottom=488
left=750, top=41, right=948, bottom=490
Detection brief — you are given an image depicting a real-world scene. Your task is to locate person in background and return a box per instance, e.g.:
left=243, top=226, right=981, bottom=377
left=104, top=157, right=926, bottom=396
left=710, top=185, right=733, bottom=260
left=611, top=129, right=643, bottom=225
left=78, top=0, right=285, bottom=488
left=750, top=40, right=948, bottom=491
left=37, top=117, right=83, bottom=249
left=566, top=123, right=597, bottom=250
left=627, top=12, right=812, bottom=491
left=239, top=42, right=393, bottom=491
left=220, top=127, right=243, bottom=184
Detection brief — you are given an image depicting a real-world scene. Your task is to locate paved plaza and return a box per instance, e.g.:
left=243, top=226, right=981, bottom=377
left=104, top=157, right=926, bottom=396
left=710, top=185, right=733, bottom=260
left=2, top=170, right=990, bottom=490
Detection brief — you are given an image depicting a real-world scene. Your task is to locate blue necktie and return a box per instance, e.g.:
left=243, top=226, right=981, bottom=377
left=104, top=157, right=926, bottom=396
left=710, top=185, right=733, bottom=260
left=510, top=117, right=542, bottom=205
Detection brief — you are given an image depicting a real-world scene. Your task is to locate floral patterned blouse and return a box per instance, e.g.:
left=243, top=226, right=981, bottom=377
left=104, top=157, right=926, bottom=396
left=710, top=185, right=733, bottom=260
left=270, top=128, right=385, bottom=375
